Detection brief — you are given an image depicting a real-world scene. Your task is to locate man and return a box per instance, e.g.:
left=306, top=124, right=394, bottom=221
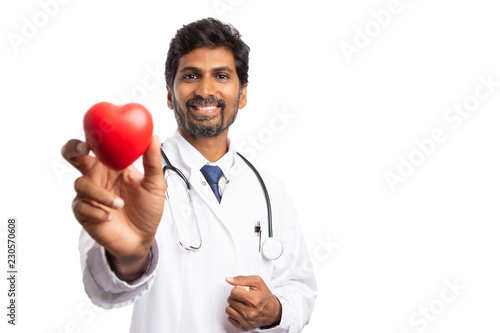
left=62, top=18, right=317, bottom=332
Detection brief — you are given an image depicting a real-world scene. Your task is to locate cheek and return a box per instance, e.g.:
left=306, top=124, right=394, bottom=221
left=172, top=85, right=192, bottom=103
left=221, top=86, right=241, bottom=105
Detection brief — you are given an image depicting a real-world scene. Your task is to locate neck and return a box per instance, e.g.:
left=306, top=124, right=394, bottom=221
left=178, top=127, right=229, bottom=162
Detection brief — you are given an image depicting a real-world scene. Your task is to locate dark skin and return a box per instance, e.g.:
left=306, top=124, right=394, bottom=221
left=225, top=276, right=283, bottom=330
left=62, top=46, right=281, bottom=330
left=61, top=136, right=165, bottom=281
left=167, top=46, right=246, bottom=162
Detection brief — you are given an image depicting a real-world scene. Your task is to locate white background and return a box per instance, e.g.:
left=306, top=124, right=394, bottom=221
left=1, top=0, right=499, bottom=332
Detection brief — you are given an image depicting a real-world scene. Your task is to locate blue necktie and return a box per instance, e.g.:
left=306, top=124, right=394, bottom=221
left=200, top=165, right=223, bottom=203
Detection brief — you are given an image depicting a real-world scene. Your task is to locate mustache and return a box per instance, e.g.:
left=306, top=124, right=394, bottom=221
left=186, top=97, right=226, bottom=108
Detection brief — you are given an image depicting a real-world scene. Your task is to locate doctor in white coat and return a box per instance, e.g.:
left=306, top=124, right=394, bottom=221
left=62, top=18, right=317, bottom=332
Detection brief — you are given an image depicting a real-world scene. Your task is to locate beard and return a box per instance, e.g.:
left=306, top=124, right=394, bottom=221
left=173, top=94, right=240, bottom=137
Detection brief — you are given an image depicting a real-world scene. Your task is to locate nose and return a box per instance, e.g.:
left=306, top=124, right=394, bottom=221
left=195, top=77, right=216, bottom=98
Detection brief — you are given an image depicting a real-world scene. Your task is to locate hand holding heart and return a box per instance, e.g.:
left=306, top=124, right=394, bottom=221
left=61, top=102, right=166, bottom=280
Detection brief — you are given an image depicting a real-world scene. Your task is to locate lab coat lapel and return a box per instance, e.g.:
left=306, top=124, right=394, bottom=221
left=194, top=155, right=247, bottom=230
left=163, top=134, right=228, bottom=223
left=189, top=171, right=225, bottom=219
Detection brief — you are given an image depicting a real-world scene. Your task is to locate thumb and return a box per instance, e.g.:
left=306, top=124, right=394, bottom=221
left=141, top=135, right=164, bottom=189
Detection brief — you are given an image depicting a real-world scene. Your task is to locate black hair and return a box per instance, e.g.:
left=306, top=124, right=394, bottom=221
left=165, top=18, right=250, bottom=89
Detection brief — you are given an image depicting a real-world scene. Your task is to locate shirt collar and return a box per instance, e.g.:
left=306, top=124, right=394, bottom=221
left=173, top=130, right=236, bottom=182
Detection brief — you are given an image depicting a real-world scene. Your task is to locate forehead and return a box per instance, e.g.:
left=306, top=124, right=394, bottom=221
left=176, top=46, right=236, bottom=73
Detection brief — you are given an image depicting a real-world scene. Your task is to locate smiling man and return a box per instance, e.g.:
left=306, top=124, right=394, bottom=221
left=62, top=18, right=317, bottom=332
left=169, top=46, right=247, bottom=161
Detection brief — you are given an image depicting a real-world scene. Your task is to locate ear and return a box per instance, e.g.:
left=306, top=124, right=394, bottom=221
left=238, top=84, right=248, bottom=109
left=166, top=85, right=174, bottom=110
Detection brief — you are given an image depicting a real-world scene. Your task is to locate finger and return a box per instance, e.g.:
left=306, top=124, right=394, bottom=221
left=228, top=286, right=252, bottom=306
left=61, top=139, right=90, bottom=159
left=225, top=304, right=239, bottom=317
left=227, top=316, right=242, bottom=330
left=72, top=197, right=112, bottom=223
left=226, top=305, right=243, bottom=323
left=227, top=314, right=251, bottom=332
left=227, top=293, right=249, bottom=311
left=226, top=306, right=252, bottom=331
left=226, top=275, right=262, bottom=289
left=74, top=176, right=124, bottom=209
left=61, top=139, right=96, bottom=174
left=142, top=135, right=165, bottom=190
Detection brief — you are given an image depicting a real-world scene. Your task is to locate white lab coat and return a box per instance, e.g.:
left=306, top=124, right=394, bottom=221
left=80, top=131, right=317, bottom=332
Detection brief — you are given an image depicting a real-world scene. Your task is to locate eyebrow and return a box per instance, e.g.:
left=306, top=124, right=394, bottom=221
left=178, top=66, right=201, bottom=75
left=178, top=66, right=234, bottom=74
left=212, top=66, right=234, bottom=73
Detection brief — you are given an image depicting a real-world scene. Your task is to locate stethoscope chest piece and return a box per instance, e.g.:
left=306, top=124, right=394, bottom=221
left=262, top=237, right=283, bottom=260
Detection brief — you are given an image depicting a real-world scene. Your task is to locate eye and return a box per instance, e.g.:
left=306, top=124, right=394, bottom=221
left=183, top=73, right=198, bottom=80
left=216, top=74, right=229, bottom=80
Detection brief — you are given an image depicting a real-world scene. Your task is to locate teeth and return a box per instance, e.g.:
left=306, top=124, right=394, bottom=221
left=197, top=106, right=217, bottom=111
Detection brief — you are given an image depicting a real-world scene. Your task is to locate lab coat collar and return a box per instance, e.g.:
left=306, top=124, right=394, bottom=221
left=162, top=131, right=248, bottom=236
left=173, top=130, right=236, bottom=183
left=173, top=130, right=209, bottom=175
left=164, top=130, right=239, bottom=223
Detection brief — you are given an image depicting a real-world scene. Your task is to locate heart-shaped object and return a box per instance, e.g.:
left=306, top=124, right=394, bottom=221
left=83, top=102, right=153, bottom=170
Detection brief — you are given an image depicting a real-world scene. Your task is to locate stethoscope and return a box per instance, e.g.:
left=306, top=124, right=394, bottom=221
left=160, top=145, right=283, bottom=260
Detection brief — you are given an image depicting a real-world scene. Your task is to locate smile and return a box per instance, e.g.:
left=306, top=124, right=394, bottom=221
left=189, top=104, right=220, bottom=116
left=193, top=105, right=218, bottom=111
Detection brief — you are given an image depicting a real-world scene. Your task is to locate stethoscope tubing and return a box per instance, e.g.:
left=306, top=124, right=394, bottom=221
left=160, top=144, right=282, bottom=259
left=236, top=152, right=273, bottom=238
left=161, top=146, right=191, bottom=190
left=160, top=146, right=273, bottom=238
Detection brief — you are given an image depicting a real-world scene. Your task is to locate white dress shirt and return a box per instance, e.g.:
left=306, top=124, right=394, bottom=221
left=79, top=131, right=317, bottom=332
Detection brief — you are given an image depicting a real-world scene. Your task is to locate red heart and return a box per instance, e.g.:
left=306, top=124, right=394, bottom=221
left=83, top=102, right=153, bottom=170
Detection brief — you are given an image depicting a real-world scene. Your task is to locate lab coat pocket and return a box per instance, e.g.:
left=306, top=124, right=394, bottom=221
left=235, top=225, right=263, bottom=276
